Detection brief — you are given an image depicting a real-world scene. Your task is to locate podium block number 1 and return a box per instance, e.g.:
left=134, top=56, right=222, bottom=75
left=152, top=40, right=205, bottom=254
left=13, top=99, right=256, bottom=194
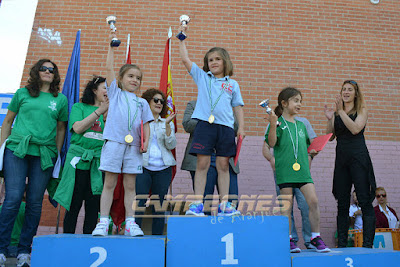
left=221, top=233, right=239, bottom=265
left=90, top=247, right=107, bottom=267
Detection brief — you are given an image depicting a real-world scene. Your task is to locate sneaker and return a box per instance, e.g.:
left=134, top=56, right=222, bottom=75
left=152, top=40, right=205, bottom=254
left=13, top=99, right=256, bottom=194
left=310, top=236, right=331, bottom=253
left=0, top=253, right=6, bottom=267
left=16, top=253, right=30, bottom=267
left=185, top=202, right=205, bottom=216
left=290, top=239, right=301, bottom=253
left=124, top=220, right=144, bottom=237
left=92, top=219, right=110, bottom=236
left=217, top=202, right=241, bottom=216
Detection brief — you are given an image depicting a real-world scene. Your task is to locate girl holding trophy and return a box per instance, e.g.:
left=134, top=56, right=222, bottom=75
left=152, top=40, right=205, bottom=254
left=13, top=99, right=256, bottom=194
left=178, top=19, right=245, bottom=216
left=92, top=27, right=153, bottom=237
left=265, top=87, right=330, bottom=253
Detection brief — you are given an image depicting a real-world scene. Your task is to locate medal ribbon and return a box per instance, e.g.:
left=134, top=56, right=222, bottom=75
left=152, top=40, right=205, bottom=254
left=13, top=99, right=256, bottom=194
left=208, top=77, right=228, bottom=115
left=124, top=91, right=139, bottom=131
left=281, top=116, right=298, bottom=163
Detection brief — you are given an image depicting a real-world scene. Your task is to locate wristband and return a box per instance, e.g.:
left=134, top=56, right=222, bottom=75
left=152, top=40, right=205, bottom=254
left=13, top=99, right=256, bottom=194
left=94, top=110, right=100, bottom=117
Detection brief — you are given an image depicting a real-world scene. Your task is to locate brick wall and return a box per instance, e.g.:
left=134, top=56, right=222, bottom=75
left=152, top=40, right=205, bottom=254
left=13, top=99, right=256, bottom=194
left=18, top=0, right=400, bottom=248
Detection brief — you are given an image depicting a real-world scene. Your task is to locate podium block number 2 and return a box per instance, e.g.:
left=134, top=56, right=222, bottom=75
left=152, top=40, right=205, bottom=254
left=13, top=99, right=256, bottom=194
left=90, top=247, right=107, bottom=267
left=221, top=233, right=239, bottom=265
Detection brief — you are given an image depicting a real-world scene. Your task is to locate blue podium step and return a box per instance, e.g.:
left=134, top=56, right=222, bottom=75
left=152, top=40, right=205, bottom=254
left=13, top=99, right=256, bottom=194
left=31, top=234, right=165, bottom=267
left=291, top=247, right=400, bottom=267
left=166, top=215, right=290, bottom=267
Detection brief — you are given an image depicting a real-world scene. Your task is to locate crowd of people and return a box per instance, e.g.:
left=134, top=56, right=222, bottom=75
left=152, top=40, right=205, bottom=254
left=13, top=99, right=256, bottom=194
left=0, top=22, right=398, bottom=267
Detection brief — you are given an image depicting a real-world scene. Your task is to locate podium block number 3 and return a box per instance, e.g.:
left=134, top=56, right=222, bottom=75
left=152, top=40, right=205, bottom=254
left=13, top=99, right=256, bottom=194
left=221, top=233, right=239, bottom=265
left=90, top=247, right=107, bottom=267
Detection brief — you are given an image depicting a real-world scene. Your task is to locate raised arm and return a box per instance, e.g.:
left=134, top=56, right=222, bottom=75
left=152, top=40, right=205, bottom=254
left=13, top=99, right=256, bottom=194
left=178, top=24, right=192, bottom=72
left=338, top=108, right=368, bottom=135
left=324, top=104, right=336, bottom=140
left=106, top=31, right=117, bottom=83
left=267, top=111, right=278, bottom=148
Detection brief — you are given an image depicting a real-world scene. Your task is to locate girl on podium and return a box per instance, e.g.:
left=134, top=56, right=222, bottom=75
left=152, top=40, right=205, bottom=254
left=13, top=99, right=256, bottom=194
left=325, top=80, right=376, bottom=248
left=178, top=22, right=245, bottom=216
left=92, top=30, right=153, bottom=237
left=265, top=87, right=330, bottom=253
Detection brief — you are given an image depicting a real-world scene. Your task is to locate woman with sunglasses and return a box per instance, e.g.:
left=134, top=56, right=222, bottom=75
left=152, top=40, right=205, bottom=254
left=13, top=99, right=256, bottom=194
left=135, top=88, right=176, bottom=235
left=0, top=59, right=68, bottom=266
left=324, top=80, right=376, bottom=248
left=374, top=187, right=399, bottom=229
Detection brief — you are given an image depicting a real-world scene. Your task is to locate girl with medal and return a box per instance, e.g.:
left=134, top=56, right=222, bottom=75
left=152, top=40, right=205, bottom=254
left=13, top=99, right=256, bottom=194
left=92, top=30, right=153, bottom=237
left=265, top=87, right=330, bottom=253
left=178, top=22, right=245, bottom=216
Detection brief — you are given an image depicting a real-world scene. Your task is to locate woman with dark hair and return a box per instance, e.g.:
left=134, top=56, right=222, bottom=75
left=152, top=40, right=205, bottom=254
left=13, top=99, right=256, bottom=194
left=325, top=80, right=377, bottom=248
left=53, top=76, right=108, bottom=234
left=0, top=59, right=68, bottom=266
left=135, top=88, right=176, bottom=235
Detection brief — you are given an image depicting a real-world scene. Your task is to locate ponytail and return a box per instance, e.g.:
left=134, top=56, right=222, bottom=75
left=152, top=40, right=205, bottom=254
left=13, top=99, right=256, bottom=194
left=274, top=105, right=283, bottom=117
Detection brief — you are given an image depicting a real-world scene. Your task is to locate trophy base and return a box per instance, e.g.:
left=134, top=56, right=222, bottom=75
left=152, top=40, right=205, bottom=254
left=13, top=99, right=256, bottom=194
left=176, top=32, right=187, bottom=41
left=110, top=39, right=121, bottom=47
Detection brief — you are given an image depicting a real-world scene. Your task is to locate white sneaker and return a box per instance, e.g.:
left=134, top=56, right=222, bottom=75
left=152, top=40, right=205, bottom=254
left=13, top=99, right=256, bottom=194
left=125, top=219, right=144, bottom=237
left=92, top=220, right=109, bottom=236
left=16, top=253, right=30, bottom=267
left=0, top=253, right=6, bottom=267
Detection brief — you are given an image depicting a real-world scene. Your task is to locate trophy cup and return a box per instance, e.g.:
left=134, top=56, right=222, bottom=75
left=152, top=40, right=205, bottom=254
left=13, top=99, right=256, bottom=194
left=106, top=15, right=121, bottom=47
left=176, top=15, right=190, bottom=41
left=259, top=99, right=272, bottom=114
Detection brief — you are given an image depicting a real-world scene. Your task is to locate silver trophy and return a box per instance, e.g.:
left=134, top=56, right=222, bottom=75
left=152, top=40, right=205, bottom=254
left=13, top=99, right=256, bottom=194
left=259, top=99, right=272, bottom=114
left=176, top=15, right=190, bottom=41
left=106, top=16, right=121, bottom=47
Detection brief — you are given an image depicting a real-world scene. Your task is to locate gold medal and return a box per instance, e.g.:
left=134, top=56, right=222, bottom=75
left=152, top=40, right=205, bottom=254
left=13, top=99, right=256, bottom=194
left=208, top=114, right=215, bottom=124
left=125, top=134, right=133, bottom=143
left=293, top=162, right=301, bottom=171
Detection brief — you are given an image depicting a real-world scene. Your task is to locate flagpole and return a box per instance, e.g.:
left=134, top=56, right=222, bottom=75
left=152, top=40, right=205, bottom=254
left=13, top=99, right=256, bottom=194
left=167, top=27, right=174, bottom=213
left=126, top=34, right=130, bottom=63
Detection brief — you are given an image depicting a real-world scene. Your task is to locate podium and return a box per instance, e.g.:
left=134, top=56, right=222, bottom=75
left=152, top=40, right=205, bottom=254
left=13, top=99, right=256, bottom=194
left=291, top=247, right=400, bottom=267
left=166, top=215, right=290, bottom=267
left=31, top=234, right=165, bottom=267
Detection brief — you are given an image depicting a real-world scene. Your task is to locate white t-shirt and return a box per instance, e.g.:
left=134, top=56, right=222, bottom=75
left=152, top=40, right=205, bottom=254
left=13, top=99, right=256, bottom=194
left=349, top=204, right=363, bottom=229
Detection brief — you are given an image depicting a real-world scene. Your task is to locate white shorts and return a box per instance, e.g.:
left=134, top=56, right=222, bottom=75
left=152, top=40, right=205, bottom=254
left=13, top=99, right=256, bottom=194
left=99, top=140, right=143, bottom=174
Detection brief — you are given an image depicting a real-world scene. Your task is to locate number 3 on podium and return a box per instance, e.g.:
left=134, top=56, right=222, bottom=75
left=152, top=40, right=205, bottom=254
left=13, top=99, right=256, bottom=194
left=221, top=233, right=239, bottom=265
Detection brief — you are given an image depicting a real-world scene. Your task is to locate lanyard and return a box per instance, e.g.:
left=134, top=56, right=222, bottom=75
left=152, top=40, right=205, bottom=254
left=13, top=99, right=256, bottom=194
left=123, top=91, right=139, bottom=131
left=281, top=116, right=298, bottom=162
left=208, top=77, right=228, bottom=114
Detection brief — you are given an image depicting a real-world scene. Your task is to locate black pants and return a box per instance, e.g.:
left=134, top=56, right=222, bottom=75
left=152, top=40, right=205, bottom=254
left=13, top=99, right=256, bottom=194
left=63, top=169, right=101, bottom=234
left=333, top=148, right=376, bottom=248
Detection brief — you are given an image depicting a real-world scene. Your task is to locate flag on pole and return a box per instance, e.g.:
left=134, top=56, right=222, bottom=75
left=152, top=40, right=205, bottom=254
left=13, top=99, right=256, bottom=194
left=126, top=34, right=131, bottom=64
left=159, top=27, right=177, bottom=180
left=61, top=30, right=81, bottom=164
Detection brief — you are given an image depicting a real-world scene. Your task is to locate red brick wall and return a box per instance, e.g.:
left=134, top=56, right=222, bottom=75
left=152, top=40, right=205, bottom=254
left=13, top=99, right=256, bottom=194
left=21, top=0, right=400, bottom=247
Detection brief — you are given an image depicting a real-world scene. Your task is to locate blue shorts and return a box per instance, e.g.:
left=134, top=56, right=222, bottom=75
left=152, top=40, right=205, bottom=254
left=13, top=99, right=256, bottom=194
left=189, top=120, right=236, bottom=157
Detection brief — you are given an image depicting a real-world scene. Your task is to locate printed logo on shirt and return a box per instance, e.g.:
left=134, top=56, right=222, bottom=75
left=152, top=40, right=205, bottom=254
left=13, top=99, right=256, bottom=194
left=91, top=120, right=102, bottom=132
left=299, top=129, right=305, bottom=138
left=48, top=100, right=57, bottom=111
left=137, top=165, right=142, bottom=171
left=221, top=82, right=233, bottom=95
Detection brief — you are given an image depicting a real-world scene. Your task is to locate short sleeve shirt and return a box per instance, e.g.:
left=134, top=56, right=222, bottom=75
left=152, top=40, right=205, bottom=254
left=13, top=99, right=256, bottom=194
left=189, top=63, right=244, bottom=129
left=6, top=87, right=68, bottom=157
left=102, top=79, right=153, bottom=146
left=265, top=116, right=312, bottom=185
left=69, top=102, right=106, bottom=169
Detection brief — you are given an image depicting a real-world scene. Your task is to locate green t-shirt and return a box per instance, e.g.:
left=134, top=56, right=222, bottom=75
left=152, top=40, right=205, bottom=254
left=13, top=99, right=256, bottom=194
left=6, top=87, right=68, bottom=157
left=265, top=117, right=313, bottom=185
left=0, top=202, right=25, bottom=247
left=69, top=102, right=105, bottom=170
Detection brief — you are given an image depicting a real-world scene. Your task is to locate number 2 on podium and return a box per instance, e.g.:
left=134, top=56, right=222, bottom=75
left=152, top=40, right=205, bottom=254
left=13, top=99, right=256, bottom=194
left=221, top=233, right=239, bottom=265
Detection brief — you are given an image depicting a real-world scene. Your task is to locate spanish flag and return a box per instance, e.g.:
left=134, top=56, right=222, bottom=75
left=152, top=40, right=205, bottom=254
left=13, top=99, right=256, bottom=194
left=159, top=28, right=177, bottom=180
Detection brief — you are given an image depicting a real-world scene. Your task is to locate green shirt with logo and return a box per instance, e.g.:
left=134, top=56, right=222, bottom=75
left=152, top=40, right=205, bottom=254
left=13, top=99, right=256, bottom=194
left=265, top=117, right=313, bottom=185
left=6, top=87, right=68, bottom=158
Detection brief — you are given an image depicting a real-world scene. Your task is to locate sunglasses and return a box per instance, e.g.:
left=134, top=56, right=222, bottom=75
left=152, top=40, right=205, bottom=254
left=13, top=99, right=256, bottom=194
left=39, top=66, right=55, bottom=74
left=344, top=80, right=357, bottom=86
left=376, top=194, right=386, bottom=198
left=153, top=97, right=165, bottom=105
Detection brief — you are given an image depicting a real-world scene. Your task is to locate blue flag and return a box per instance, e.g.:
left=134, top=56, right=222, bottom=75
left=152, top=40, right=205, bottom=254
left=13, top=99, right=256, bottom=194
left=61, top=30, right=80, bottom=164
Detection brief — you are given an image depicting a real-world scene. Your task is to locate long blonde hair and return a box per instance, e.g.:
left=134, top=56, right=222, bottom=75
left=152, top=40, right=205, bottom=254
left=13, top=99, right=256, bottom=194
left=341, top=80, right=365, bottom=115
